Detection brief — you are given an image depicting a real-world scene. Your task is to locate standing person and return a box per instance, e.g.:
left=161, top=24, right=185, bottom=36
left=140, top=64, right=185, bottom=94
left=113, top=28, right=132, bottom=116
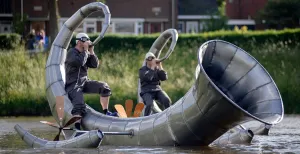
left=26, top=29, right=36, bottom=52
left=65, top=33, right=117, bottom=129
left=35, top=30, right=44, bottom=52
left=139, top=52, right=171, bottom=116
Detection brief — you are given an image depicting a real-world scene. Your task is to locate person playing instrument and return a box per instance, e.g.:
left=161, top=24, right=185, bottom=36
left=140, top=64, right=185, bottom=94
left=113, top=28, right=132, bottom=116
left=139, top=52, right=171, bottom=116
left=65, top=33, right=117, bottom=129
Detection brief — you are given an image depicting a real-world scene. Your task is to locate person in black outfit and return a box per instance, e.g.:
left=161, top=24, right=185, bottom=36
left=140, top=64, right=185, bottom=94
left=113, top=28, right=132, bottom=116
left=139, top=52, right=171, bottom=116
left=65, top=33, right=117, bottom=129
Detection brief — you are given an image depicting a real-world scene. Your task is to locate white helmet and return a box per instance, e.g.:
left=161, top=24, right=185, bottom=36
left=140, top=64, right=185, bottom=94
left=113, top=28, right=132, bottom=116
left=75, top=33, right=90, bottom=44
left=145, top=52, right=156, bottom=60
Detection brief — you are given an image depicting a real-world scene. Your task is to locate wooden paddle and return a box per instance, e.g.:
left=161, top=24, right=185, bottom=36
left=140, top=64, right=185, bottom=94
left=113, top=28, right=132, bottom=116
left=133, top=102, right=145, bottom=117
left=125, top=99, right=133, bottom=117
left=56, top=96, right=64, bottom=126
left=114, top=104, right=128, bottom=118
left=40, top=96, right=82, bottom=141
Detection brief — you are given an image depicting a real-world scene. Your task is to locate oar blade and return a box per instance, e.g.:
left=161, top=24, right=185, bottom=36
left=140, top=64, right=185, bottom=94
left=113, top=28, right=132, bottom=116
left=133, top=102, right=145, bottom=117
left=56, top=96, right=64, bottom=126
left=53, top=129, right=62, bottom=141
left=40, top=121, right=60, bottom=129
left=114, top=104, right=127, bottom=118
left=125, top=99, right=133, bottom=117
left=64, top=116, right=82, bottom=128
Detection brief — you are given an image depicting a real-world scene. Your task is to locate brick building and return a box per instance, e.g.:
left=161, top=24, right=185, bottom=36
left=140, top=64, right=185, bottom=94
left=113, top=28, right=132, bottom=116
left=226, top=0, right=268, bottom=30
left=1, top=0, right=272, bottom=35
left=177, top=0, right=218, bottom=33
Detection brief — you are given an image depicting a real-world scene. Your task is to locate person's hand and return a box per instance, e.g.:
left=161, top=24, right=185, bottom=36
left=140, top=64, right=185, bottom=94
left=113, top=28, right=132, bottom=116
left=150, top=58, right=157, bottom=69
left=156, top=60, right=163, bottom=70
left=88, top=42, right=95, bottom=55
left=82, top=41, right=89, bottom=51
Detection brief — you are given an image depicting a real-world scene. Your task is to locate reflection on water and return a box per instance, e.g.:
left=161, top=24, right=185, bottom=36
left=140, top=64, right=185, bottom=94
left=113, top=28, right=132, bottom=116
left=1, top=115, right=300, bottom=154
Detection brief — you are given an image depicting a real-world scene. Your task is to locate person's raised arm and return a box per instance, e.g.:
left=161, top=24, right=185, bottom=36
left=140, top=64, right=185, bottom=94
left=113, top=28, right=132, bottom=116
left=86, top=45, right=99, bottom=68
left=156, top=61, right=167, bottom=81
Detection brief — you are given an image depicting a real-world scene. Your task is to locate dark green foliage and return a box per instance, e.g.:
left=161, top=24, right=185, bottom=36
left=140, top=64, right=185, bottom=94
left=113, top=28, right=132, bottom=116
left=69, top=28, right=300, bottom=52
left=0, top=33, right=21, bottom=50
left=12, top=13, right=28, bottom=35
left=259, top=0, right=300, bottom=29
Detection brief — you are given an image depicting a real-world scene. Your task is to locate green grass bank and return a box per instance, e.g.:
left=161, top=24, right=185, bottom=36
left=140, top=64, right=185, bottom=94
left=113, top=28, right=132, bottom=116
left=0, top=29, right=300, bottom=116
left=1, top=40, right=300, bottom=116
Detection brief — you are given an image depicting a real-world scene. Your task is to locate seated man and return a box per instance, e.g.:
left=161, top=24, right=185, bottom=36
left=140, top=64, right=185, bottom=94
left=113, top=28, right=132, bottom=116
left=139, top=52, right=171, bottom=116
left=65, top=33, right=117, bottom=129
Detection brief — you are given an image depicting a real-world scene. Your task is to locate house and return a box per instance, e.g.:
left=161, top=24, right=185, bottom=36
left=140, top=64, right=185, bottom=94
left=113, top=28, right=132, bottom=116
left=104, top=0, right=177, bottom=34
left=58, top=0, right=177, bottom=35
left=177, top=0, right=218, bottom=33
left=0, top=0, right=50, bottom=35
left=0, top=0, right=177, bottom=36
left=58, top=0, right=102, bottom=34
left=226, top=0, right=268, bottom=30
left=0, top=0, right=14, bottom=33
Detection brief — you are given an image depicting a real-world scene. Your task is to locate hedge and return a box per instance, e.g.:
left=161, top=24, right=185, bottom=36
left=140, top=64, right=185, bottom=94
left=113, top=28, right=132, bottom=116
left=0, top=33, right=21, bottom=50
left=70, top=28, right=300, bottom=52
left=2, top=29, right=300, bottom=52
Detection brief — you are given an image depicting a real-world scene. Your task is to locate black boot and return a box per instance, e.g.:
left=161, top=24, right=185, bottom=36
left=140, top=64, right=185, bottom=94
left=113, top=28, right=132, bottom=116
left=74, top=122, right=81, bottom=130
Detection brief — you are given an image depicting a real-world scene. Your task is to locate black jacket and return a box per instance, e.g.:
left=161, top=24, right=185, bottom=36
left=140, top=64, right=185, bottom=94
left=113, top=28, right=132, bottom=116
left=139, top=66, right=167, bottom=94
left=65, top=48, right=99, bottom=87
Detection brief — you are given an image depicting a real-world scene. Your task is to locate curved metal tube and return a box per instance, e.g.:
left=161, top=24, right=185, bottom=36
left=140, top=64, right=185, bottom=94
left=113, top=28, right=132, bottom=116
left=213, top=127, right=254, bottom=145
left=148, top=28, right=178, bottom=62
left=14, top=124, right=103, bottom=148
left=37, top=1, right=284, bottom=147
left=45, top=2, right=110, bottom=125
left=213, top=122, right=271, bottom=145
left=82, top=40, right=283, bottom=146
left=91, top=5, right=110, bottom=46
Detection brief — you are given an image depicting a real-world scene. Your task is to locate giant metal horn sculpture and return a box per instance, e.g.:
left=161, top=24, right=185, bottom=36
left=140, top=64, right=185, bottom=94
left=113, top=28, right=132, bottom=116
left=15, top=1, right=283, bottom=147
left=83, top=39, right=283, bottom=146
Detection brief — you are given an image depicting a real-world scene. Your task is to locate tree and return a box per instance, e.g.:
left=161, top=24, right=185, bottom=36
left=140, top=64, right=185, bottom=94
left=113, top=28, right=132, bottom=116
left=259, top=0, right=300, bottom=29
left=202, top=0, right=229, bottom=32
left=216, top=0, right=226, bottom=15
left=48, top=0, right=60, bottom=45
left=12, top=13, right=28, bottom=35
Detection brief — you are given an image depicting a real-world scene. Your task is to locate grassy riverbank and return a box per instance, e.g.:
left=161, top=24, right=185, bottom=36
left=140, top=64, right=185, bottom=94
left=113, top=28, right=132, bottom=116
left=0, top=41, right=300, bottom=115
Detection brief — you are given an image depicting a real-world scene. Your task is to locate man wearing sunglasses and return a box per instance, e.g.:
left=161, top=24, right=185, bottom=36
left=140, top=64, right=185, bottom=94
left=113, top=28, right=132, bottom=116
left=65, top=33, right=117, bottom=129
left=139, top=52, right=171, bottom=116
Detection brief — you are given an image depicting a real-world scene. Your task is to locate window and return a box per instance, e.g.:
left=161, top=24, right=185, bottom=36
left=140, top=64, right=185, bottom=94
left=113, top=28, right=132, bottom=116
left=0, top=0, right=12, bottom=14
left=186, top=21, right=198, bottom=33
left=115, top=22, right=135, bottom=34
left=0, top=21, right=12, bottom=33
left=199, top=21, right=206, bottom=32
left=137, top=22, right=143, bottom=34
left=84, top=20, right=96, bottom=33
left=86, top=27, right=95, bottom=33
left=177, top=21, right=184, bottom=33
left=108, top=19, right=144, bottom=35
left=106, top=25, right=113, bottom=33
left=59, top=19, right=95, bottom=33
left=75, top=23, right=83, bottom=33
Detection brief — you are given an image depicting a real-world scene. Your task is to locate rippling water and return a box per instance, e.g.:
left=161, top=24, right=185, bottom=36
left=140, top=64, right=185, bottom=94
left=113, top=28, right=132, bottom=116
left=0, top=115, right=299, bottom=154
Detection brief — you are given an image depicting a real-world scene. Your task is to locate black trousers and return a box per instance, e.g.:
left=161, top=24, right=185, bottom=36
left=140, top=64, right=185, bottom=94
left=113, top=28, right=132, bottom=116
left=65, top=79, right=111, bottom=116
left=141, top=90, right=171, bottom=116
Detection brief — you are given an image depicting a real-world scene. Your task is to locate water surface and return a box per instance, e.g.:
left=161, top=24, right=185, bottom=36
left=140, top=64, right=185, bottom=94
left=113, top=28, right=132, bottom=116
left=0, top=115, right=299, bottom=154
